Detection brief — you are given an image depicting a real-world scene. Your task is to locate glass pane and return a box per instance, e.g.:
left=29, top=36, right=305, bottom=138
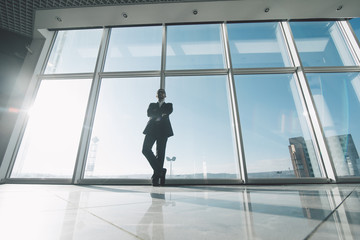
left=350, top=18, right=360, bottom=42
left=235, top=74, right=322, bottom=178
left=165, top=76, right=239, bottom=179
left=11, top=79, right=92, bottom=178
left=166, top=24, right=225, bottom=70
left=104, top=26, right=162, bottom=72
left=227, top=22, right=292, bottom=68
left=307, top=73, right=360, bottom=177
left=45, top=29, right=103, bottom=74
left=290, top=21, right=356, bottom=67
left=84, top=77, right=159, bottom=178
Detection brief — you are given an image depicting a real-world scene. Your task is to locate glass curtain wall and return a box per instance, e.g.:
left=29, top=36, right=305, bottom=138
left=234, top=74, right=322, bottom=178
left=290, top=21, right=356, bottom=67
left=166, top=24, right=225, bottom=70
left=84, top=26, right=163, bottom=179
left=165, top=76, right=239, bottom=179
left=290, top=21, right=360, bottom=178
left=164, top=24, right=239, bottom=179
left=306, top=73, right=360, bottom=177
left=10, top=29, right=102, bottom=178
left=6, top=20, right=360, bottom=183
left=227, top=22, right=292, bottom=68
left=227, top=22, right=324, bottom=179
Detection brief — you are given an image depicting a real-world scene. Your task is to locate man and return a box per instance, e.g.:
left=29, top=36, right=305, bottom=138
left=142, top=89, right=173, bottom=186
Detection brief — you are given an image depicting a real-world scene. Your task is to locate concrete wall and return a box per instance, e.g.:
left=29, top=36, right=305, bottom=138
left=0, top=29, right=46, bottom=167
left=0, top=29, right=32, bottom=166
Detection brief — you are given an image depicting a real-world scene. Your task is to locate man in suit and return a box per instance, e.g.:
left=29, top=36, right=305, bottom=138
left=142, top=89, right=173, bottom=186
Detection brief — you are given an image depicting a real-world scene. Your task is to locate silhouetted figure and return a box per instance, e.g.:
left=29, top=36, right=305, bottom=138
left=142, top=89, right=173, bottom=186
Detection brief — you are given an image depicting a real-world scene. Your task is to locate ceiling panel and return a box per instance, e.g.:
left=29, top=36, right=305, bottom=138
left=1, top=0, right=360, bottom=38
left=0, top=0, right=202, bottom=37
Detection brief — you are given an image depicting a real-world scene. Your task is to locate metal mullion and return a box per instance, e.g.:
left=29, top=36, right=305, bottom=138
left=6, top=178, right=73, bottom=184
left=38, top=73, right=94, bottom=79
left=336, top=177, right=360, bottom=183
left=222, top=23, right=247, bottom=184
left=79, top=178, right=242, bottom=185
left=165, top=69, right=228, bottom=77
left=338, top=20, right=360, bottom=66
left=346, top=19, right=360, bottom=50
left=161, top=23, right=167, bottom=89
left=72, top=28, right=110, bottom=184
left=303, top=66, right=360, bottom=73
left=281, top=21, right=336, bottom=182
left=39, top=31, right=58, bottom=75
left=232, top=67, right=296, bottom=75
left=99, top=71, right=161, bottom=78
left=247, top=177, right=329, bottom=185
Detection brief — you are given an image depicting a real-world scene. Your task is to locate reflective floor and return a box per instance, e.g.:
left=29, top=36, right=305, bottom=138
left=0, top=184, right=359, bottom=240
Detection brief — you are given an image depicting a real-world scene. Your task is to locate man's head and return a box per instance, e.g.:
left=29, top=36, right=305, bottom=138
left=157, top=89, right=166, bottom=101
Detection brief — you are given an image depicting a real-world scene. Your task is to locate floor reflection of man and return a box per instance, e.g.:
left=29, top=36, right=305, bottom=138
left=136, top=192, right=166, bottom=240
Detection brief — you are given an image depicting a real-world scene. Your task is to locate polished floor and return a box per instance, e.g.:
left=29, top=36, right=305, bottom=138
left=0, top=183, right=359, bottom=240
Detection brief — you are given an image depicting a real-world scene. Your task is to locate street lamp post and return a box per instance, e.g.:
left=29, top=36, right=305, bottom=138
left=166, top=156, right=176, bottom=177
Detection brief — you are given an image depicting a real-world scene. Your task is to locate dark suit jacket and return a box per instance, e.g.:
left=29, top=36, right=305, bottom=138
left=143, top=102, right=174, bottom=138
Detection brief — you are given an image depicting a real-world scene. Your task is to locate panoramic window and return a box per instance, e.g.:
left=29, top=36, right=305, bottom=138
left=8, top=20, right=360, bottom=183
left=45, top=29, right=103, bottom=74
left=166, top=24, right=226, bottom=70
left=11, top=79, right=92, bottom=178
left=104, top=26, right=163, bottom=72
left=165, top=75, right=239, bottom=179
left=290, top=21, right=356, bottom=67
left=307, top=72, right=360, bottom=177
left=84, top=77, right=160, bottom=178
left=235, top=74, right=322, bottom=178
left=227, top=22, right=292, bottom=68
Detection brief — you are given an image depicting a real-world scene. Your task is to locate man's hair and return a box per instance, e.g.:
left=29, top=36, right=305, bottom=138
left=157, top=89, right=166, bottom=94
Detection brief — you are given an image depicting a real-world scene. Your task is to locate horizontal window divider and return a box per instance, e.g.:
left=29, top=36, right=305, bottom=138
left=247, top=177, right=329, bottom=185
left=77, top=178, right=243, bottom=185
left=5, top=178, right=73, bottom=184
left=303, top=66, right=360, bottom=73
left=99, top=71, right=161, bottom=78
left=38, top=73, right=94, bottom=79
left=164, top=179, right=243, bottom=185
left=164, top=69, right=228, bottom=77
left=335, top=177, right=360, bottom=183
left=232, top=67, right=297, bottom=75
left=78, top=179, right=152, bottom=185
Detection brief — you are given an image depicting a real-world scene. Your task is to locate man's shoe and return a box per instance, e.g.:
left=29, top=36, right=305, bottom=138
left=160, top=168, right=167, bottom=186
left=152, top=177, right=160, bottom=186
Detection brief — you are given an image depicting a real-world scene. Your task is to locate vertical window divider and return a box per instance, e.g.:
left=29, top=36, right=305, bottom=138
left=72, top=28, right=111, bottom=184
left=161, top=24, right=167, bottom=89
left=39, top=31, right=59, bottom=75
left=281, top=21, right=337, bottom=182
left=339, top=20, right=360, bottom=66
left=0, top=30, right=57, bottom=182
left=221, top=23, right=247, bottom=183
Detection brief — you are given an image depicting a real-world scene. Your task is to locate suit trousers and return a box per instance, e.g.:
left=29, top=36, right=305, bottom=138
left=142, top=134, right=168, bottom=177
